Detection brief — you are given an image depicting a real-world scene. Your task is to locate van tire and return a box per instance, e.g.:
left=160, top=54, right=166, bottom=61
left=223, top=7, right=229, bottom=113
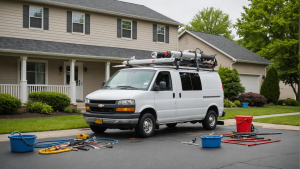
left=202, top=110, right=217, bottom=130
left=90, top=125, right=107, bottom=133
left=135, top=113, right=156, bottom=138
left=166, top=123, right=177, bottom=128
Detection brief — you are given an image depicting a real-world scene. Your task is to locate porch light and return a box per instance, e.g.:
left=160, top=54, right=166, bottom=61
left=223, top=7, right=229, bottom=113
left=84, top=67, right=87, bottom=72
left=59, top=66, right=63, bottom=72
left=262, top=75, right=265, bottom=79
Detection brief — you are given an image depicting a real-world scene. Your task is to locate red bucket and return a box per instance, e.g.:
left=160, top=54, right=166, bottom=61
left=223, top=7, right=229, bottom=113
left=235, top=116, right=253, bottom=133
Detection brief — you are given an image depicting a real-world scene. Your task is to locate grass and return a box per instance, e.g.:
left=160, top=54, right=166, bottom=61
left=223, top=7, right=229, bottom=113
left=0, top=115, right=89, bottom=134
left=219, top=106, right=299, bottom=120
left=253, top=115, right=299, bottom=126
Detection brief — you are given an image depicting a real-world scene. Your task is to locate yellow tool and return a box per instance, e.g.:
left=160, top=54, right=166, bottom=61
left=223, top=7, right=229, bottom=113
left=39, top=146, right=77, bottom=154
left=77, top=133, right=90, bottom=139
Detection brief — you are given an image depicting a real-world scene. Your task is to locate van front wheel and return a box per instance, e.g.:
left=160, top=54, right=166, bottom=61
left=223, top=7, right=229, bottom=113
left=202, top=110, right=217, bottom=130
left=135, top=113, right=156, bottom=138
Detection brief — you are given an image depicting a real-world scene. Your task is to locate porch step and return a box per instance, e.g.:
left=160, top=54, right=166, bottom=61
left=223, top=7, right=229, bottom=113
left=77, top=102, right=85, bottom=111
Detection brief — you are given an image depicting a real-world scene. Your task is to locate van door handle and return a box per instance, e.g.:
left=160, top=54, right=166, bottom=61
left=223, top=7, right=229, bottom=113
left=173, top=93, right=175, bottom=98
left=179, top=93, right=181, bottom=98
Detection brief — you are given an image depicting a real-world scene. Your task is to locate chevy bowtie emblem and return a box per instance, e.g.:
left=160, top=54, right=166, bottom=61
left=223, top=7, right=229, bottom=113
left=98, top=104, right=104, bottom=107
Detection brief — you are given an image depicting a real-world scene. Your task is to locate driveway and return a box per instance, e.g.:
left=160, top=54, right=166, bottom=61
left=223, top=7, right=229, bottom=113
left=1, top=124, right=299, bottom=169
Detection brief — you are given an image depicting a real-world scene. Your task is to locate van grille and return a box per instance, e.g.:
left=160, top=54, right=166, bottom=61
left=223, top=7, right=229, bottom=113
left=89, top=100, right=116, bottom=104
left=90, top=107, right=114, bottom=113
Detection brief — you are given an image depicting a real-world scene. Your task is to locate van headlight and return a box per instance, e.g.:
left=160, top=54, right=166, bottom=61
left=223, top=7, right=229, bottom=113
left=118, top=99, right=135, bottom=105
left=85, top=98, right=90, bottom=103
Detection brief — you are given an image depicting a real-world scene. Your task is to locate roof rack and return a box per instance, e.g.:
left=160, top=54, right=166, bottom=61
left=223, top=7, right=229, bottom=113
left=113, top=48, right=218, bottom=71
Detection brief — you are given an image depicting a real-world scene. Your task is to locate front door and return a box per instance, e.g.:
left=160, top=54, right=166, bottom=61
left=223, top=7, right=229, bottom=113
left=64, top=62, right=83, bottom=101
left=153, top=71, right=177, bottom=123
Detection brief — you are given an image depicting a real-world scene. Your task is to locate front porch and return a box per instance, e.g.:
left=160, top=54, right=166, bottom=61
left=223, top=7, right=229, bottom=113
left=0, top=55, right=122, bottom=105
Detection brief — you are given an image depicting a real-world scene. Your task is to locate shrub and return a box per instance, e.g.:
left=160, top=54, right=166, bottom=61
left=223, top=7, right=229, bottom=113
left=64, top=107, right=73, bottom=113
left=24, top=100, right=34, bottom=112
left=41, top=105, right=53, bottom=115
left=0, top=94, right=22, bottom=113
left=277, top=99, right=285, bottom=105
left=31, top=102, right=45, bottom=113
left=260, top=67, right=280, bottom=105
left=224, top=99, right=231, bottom=107
left=217, top=65, right=245, bottom=99
left=234, top=100, right=241, bottom=107
left=72, top=108, right=81, bottom=113
left=29, top=91, right=71, bottom=111
left=284, top=98, right=299, bottom=106
left=238, top=92, right=267, bottom=107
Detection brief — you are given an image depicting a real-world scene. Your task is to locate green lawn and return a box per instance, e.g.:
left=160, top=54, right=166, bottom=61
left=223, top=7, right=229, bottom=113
left=253, top=115, right=299, bottom=126
left=0, top=115, right=89, bottom=134
left=219, top=106, right=299, bottom=120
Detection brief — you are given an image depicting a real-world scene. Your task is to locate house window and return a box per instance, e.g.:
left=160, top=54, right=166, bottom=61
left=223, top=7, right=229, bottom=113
left=29, top=6, right=43, bottom=29
left=157, top=25, right=165, bottom=42
left=20, top=62, right=45, bottom=84
left=72, top=13, right=84, bottom=33
left=122, top=20, right=132, bottom=38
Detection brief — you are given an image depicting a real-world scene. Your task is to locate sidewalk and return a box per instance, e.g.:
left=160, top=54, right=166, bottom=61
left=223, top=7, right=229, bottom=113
left=222, top=112, right=299, bottom=131
left=0, top=112, right=298, bottom=142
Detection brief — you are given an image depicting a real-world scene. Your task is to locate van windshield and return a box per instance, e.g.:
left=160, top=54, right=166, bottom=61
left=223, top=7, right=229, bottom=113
left=103, top=69, right=156, bottom=90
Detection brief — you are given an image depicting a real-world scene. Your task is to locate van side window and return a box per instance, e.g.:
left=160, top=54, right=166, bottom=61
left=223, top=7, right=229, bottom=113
left=154, top=71, right=172, bottom=90
left=190, top=73, right=202, bottom=90
left=179, top=72, right=192, bottom=90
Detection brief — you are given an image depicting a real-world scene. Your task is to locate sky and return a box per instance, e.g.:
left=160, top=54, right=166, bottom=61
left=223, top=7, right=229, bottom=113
left=120, top=0, right=251, bottom=40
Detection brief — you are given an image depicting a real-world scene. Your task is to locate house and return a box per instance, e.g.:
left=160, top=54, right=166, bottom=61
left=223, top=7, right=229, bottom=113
left=0, top=0, right=182, bottom=105
left=178, top=30, right=296, bottom=99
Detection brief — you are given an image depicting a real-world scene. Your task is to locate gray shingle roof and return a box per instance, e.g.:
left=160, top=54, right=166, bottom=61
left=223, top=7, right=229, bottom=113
left=30, top=0, right=181, bottom=25
left=0, top=37, right=152, bottom=60
left=184, top=30, right=272, bottom=64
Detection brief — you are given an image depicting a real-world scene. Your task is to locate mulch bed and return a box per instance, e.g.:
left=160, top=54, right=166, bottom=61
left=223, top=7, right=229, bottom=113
left=0, top=111, right=82, bottom=119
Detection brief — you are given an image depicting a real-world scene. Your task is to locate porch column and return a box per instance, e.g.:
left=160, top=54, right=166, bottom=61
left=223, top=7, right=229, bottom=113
left=70, top=59, right=77, bottom=105
left=105, top=62, right=110, bottom=81
left=20, top=56, right=28, bottom=104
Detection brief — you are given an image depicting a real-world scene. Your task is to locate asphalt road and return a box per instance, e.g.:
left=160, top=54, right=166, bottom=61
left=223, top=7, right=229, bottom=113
left=1, top=124, right=299, bottom=169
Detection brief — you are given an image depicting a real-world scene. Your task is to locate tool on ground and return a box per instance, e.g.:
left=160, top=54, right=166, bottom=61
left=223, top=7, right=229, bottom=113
left=182, top=138, right=199, bottom=146
left=97, top=144, right=113, bottom=148
left=221, top=138, right=281, bottom=147
left=88, top=144, right=100, bottom=149
left=73, top=145, right=90, bottom=151
left=55, top=142, right=70, bottom=149
left=69, top=140, right=84, bottom=146
left=77, top=133, right=90, bottom=139
left=39, top=146, right=77, bottom=154
left=217, top=132, right=282, bottom=138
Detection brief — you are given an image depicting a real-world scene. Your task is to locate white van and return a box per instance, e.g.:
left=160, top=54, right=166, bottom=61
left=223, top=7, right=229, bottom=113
left=83, top=67, right=225, bottom=138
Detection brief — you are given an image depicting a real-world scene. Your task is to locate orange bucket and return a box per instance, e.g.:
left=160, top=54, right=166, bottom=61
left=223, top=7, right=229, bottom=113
left=235, top=116, right=253, bottom=133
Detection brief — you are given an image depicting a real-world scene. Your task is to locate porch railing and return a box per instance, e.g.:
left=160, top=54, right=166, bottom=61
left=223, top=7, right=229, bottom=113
left=0, top=84, right=21, bottom=99
left=27, top=85, right=70, bottom=97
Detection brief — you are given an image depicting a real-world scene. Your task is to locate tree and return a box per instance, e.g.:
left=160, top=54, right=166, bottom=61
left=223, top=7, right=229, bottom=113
left=260, top=67, right=280, bottom=104
left=217, top=65, right=245, bottom=99
left=235, top=0, right=299, bottom=100
left=179, top=7, right=234, bottom=40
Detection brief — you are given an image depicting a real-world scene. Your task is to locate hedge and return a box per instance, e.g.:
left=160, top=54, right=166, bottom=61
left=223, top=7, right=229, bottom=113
left=28, top=91, right=71, bottom=111
left=260, top=67, right=280, bottom=104
left=0, top=94, right=22, bottom=113
left=238, top=92, right=267, bottom=107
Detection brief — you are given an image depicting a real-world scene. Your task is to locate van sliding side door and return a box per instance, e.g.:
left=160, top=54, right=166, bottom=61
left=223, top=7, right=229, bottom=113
left=175, top=71, right=204, bottom=122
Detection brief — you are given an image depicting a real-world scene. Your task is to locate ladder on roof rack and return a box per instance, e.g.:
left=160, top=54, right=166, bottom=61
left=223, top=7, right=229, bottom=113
left=113, top=48, right=218, bottom=71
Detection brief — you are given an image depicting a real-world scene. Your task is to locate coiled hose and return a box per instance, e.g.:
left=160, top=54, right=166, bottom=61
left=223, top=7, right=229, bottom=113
left=34, top=139, right=80, bottom=148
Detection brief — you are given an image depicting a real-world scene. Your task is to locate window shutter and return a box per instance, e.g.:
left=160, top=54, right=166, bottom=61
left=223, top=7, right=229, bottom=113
left=165, top=26, right=169, bottom=43
left=85, top=14, right=90, bottom=34
left=117, top=19, right=121, bottom=37
left=23, top=5, right=29, bottom=28
left=67, top=11, right=72, bottom=32
left=43, top=8, right=49, bottom=30
left=153, top=24, right=157, bottom=42
left=132, top=21, right=137, bottom=39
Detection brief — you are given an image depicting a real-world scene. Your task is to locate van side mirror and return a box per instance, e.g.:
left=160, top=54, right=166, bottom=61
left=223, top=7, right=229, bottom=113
left=102, top=81, right=106, bottom=87
left=159, top=81, right=166, bottom=91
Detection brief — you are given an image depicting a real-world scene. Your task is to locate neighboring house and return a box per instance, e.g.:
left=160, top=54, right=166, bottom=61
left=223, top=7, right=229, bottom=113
left=0, top=0, right=182, bottom=105
left=178, top=30, right=296, bottom=99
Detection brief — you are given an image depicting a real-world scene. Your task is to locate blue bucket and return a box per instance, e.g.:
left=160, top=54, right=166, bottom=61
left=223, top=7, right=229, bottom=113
left=200, top=135, right=223, bottom=148
left=242, top=102, right=249, bottom=108
left=8, top=131, right=37, bottom=152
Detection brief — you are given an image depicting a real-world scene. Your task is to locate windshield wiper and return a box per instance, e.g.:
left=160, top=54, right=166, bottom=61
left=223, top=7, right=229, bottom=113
left=117, top=86, right=138, bottom=90
left=103, top=86, right=112, bottom=89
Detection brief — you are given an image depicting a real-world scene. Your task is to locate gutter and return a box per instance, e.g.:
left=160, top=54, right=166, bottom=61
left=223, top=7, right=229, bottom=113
left=235, top=59, right=272, bottom=65
left=24, top=0, right=183, bottom=26
left=0, top=49, right=128, bottom=61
